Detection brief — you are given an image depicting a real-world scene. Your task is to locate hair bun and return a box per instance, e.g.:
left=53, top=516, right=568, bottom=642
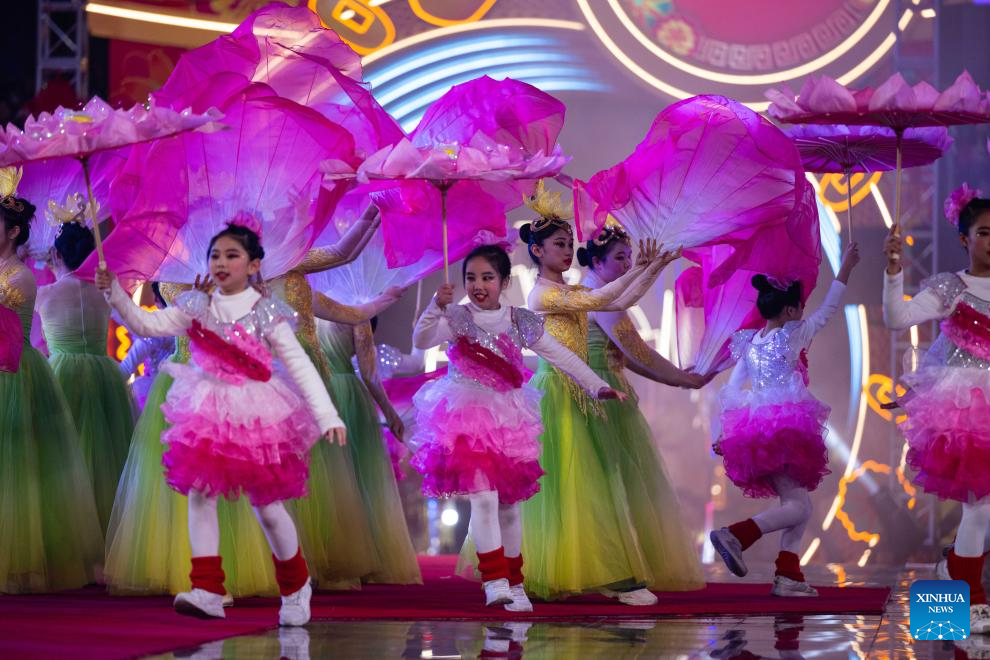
left=576, top=246, right=591, bottom=267
left=519, top=223, right=533, bottom=244
left=751, top=274, right=772, bottom=292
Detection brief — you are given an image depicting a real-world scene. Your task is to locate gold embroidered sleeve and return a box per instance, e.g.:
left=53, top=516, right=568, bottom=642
left=312, top=291, right=370, bottom=324
left=0, top=264, right=28, bottom=310
left=538, top=285, right=612, bottom=313
left=612, top=316, right=666, bottom=372
left=297, top=247, right=346, bottom=274
left=158, top=282, right=191, bottom=306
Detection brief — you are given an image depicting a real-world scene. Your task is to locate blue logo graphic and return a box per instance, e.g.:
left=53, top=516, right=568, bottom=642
left=911, top=580, right=970, bottom=640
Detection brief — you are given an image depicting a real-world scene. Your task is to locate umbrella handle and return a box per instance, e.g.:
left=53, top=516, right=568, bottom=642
left=80, top=157, right=106, bottom=271
left=441, top=185, right=449, bottom=285
left=891, top=130, right=903, bottom=262
left=844, top=169, right=854, bottom=243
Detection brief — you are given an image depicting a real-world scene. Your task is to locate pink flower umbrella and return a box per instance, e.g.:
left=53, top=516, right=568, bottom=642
left=767, top=70, right=990, bottom=234
left=788, top=123, right=952, bottom=238
left=324, top=76, right=570, bottom=282
left=574, top=95, right=805, bottom=250
left=0, top=96, right=222, bottom=269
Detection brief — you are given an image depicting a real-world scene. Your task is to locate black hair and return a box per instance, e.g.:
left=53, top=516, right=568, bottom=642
left=370, top=315, right=378, bottom=333
left=1, top=196, right=35, bottom=248
left=462, top=244, right=511, bottom=283
left=54, top=223, right=96, bottom=271
left=959, top=198, right=990, bottom=237
left=207, top=223, right=265, bottom=261
left=151, top=281, right=166, bottom=309
left=576, top=231, right=631, bottom=269
left=518, top=221, right=571, bottom=265
left=752, top=275, right=802, bottom=320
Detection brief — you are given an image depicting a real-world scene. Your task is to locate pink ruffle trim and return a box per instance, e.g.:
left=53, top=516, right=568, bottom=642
left=718, top=400, right=831, bottom=498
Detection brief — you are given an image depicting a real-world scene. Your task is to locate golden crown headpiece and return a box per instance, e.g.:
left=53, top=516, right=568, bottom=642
left=0, top=167, right=24, bottom=214
left=592, top=216, right=630, bottom=247
left=46, top=193, right=97, bottom=230
left=524, top=179, right=573, bottom=235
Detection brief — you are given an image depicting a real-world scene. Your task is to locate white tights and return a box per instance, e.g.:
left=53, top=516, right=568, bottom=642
left=956, top=500, right=990, bottom=558
left=468, top=490, right=523, bottom=556
left=752, top=475, right=813, bottom=554
left=188, top=489, right=300, bottom=561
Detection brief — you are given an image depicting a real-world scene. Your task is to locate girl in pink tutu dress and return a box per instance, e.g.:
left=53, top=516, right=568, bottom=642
left=884, top=184, right=990, bottom=633
left=710, top=243, right=859, bottom=598
left=409, top=245, right=623, bottom=612
left=96, top=217, right=344, bottom=626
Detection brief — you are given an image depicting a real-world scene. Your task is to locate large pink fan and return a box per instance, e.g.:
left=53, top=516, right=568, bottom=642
left=76, top=90, right=356, bottom=287
left=325, top=76, right=569, bottom=280
left=0, top=97, right=221, bottom=267
left=574, top=95, right=803, bottom=248
left=768, top=71, right=990, bottom=231
left=677, top=179, right=822, bottom=374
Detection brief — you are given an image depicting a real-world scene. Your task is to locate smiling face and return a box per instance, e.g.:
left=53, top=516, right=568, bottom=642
left=209, top=235, right=260, bottom=295
left=532, top=227, right=574, bottom=275
left=464, top=254, right=508, bottom=310
left=592, top=240, right=633, bottom=283
left=962, top=211, right=990, bottom=274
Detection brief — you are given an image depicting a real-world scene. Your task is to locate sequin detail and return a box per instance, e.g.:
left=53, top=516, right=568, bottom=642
left=923, top=289, right=990, bottom=371
left=736, top=324, right=804, bottom=392
left=297, top=246, right=346, bottom=274
left=445, top=305, right=530, bottom=389
left=174, top=290, right=295, bottom=350
left=536, top=286, right=603, bottom=417
left=0, top=260, right=28, bottom=311
left=922, top=272, right=967, bottom=310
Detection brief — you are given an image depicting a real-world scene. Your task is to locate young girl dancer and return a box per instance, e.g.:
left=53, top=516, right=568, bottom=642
left=37, top=221, right=136, bottom=531
left=884, top=185, right=990, bottom=632
left=578, top=224, right=708, bottom=594
left=710, top=243, right=859, bottom=597
left=97, top=218, right=343, bottom=625
left=0, top=179, right=104, bottom=592
left=411, top=244, right=624, bottom=611
left=516, top=183, right=677, bottom=604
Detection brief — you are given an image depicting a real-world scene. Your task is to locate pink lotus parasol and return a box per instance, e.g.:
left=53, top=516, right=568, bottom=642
left=788, top=123, right=952, bottom=237
left=767, top=70, right=990, bottom=233
left=324, top=76, right=570, bottom=281
left=75, top=90, right=356, bottom=287
left=0, top=97, right=222, bottom=268
left=574, top=95, right=804, bottom=248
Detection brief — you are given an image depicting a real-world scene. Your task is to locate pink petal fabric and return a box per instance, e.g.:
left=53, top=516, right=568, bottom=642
left=788, top=124, right=952, bottom=173
left=0, top=304, right=24, bottom=373
left=767, top=70, right=990, bottom=129
left=574, top=95, right=802, bottom=244
left=76, top=91, right=356, bottom=286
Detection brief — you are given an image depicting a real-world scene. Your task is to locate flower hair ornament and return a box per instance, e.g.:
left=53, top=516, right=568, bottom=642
left=944, top=182, right=982, bottom=228
left=47, top=193, right=97, bottom=234
left=0, top=167, right=24, bottom=214
left=227, top=210, right=264, bottom=239
left=592, top=217, right=630, bottom=247
left=524, top=179, right=573, bottom=236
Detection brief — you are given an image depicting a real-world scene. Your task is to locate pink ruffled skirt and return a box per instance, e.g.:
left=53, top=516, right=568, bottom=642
left=160, top=363, right=320, bottom=505
left=409, top=377, right=544, bottom=504
left=902, top=366, right=990, bottom=502
left=718, top=396, right=831, bottom=499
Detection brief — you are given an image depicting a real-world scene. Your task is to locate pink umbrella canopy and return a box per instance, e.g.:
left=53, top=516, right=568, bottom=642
left=789, top=124, right=952, bottom=173
left=75, top=90, right=357, bottom=287
left=324, top=76, right=570, bottom=274
left=573, top=95, right=804, bottom=247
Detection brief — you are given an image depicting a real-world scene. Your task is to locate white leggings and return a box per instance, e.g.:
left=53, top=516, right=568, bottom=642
left=468, top=490, right=523, bottom=556
left=751, top=475, right=813, bottom=554
left=188, top=489, right=300, bottom=561
left=956, top=499, right=990, bottom=558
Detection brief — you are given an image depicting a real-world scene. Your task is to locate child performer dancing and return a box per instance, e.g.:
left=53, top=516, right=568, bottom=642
left=884, top=185, right=990, bottom=632
left=711, top=243, right=859, bottom=597
left=96, top=217, right=344, bottom=625
left=410, top=244, right=624, bottom=612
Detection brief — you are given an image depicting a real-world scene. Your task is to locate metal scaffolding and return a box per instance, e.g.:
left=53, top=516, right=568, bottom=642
left=36, top=0, right=88, bottom=97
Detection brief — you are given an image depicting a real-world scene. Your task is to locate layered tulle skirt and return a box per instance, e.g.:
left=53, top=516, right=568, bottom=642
left=902, top=366, right=990, bottom=502
left=49, top=350, right=135, bottom=532
left=161, top=362, right=320, bottom=506
left=718, top=384, right=831, bottom=499
left=0, top=345, right=103, bottom=593
left=410, top=376, right=544, bottom=505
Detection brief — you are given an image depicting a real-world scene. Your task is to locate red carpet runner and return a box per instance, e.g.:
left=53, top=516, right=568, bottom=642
left=0, top=556, right=890, bottom=659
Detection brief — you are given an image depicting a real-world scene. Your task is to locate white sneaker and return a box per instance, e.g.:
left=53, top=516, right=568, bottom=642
left=279, top=581, right=312, bottom=627
left=973, top=604, right=990, bottom=635
left=173, top=589, right=226, bottom=619
left=221, top=592, right=234, bottom=608
left=710, top=528, right=748, bottom=577
left=771, top=576, right=819, bottom=598
left=504, top=584, right=533, bottom=612
left=483, top=578, right=513, bottom=606
left=278, top=626, right=312, bottom=660
left=601, top=587, right=659, bottom=606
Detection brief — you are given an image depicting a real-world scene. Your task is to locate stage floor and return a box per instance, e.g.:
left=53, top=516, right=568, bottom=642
left=0, top=560, right=974, bottom=658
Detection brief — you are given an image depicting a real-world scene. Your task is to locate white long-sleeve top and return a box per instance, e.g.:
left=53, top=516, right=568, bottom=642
left=413, top=299, right=611, bottom=396
left=883, top=270, right=990, bottom=330
left=108, top=280, right=342, bottom=433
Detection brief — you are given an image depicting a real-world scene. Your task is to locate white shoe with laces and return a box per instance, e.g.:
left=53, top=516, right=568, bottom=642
left=504, top=584, right=533, bottom=612
left=770, top=575, right=819, bottom=598
left=173, top=589, right=225, bottom=619
left=710, top=528, right=748, bottom=577
left=601, top=587, right=659, bottom=606
left=279, top=581, right=312, bottom=627
left=483, top=578, right=513, bottom=606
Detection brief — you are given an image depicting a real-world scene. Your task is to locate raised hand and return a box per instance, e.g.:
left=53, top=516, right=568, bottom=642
left=837, top=242, right=861, bottom=284
left=383, top=285, right=408, bottom=301
left=435, top=282, right=455, bottom=309
left=95, top=267, right=115, bottom=291
left=656, top=245, right=684, bottom=271
left=635, top=238, right=661, bottom=266
left=193, top=274, right=214, bottom=294
left=884, top=228, right=903, bottom=275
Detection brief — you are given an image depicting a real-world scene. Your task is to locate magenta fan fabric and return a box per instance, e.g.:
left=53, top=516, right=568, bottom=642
left=789, top=124, right=952, bottom=173
left=767, top=71, right=990, bottom=130
left=76, top=91, right=356, bottom=286
left=0, top=303, right=24, bottom=373
left=676, top=179, right=822, bottom=374
left=325, top=76, right=569, bottom=268
left=0, top=96, right=221, bottom=167
left=574, top=95, right=803, bottom=244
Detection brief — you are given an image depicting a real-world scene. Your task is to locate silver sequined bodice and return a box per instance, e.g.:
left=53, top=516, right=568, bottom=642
left=734, top=325, right=803, bottom=392
left=444, top=304, right=543, bottom=384
left=174, top=290, right=297, bottom=352
left=922, top=273, right=990, bottom=371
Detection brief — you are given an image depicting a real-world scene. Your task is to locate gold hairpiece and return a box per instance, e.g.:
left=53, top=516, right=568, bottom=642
left=0, top=167, right=24, bottom=213
left=46, top=193, right=95, bottom=227
left=524, top=179, right=573, bottom=234
left=592, top=216, right=630, bottom=246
